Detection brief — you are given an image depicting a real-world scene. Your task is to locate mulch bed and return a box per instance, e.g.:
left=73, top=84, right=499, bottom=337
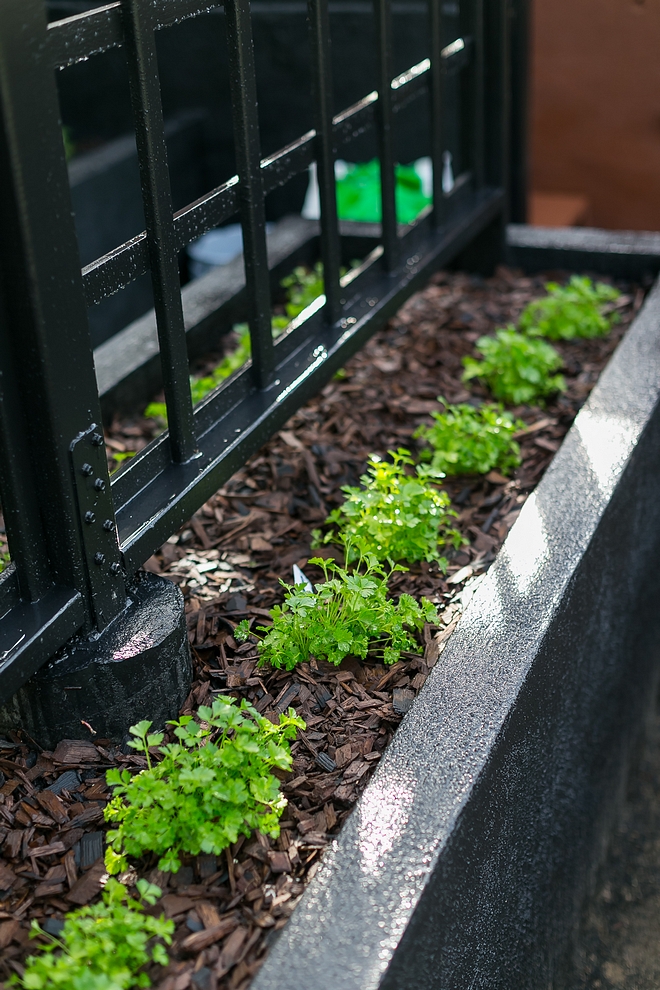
left=0, top=266, right=645, bottom=989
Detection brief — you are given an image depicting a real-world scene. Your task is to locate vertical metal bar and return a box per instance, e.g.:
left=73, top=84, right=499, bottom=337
left=483, top=0, right=509, bottom=194
left=0, top=0, right=125, bottom=627
left=123, top=0, right=196, bottom=462
left=473, top=0, right=485, bottom=189
left=307, top=0, right=342, bottom=324
left=509, top=0, right=530, bottom=222
left=0, top=284, right=51, bottom=603
left=374, top=0, right=398, bottom=270
left=429, top=0, right=445, bottom=227
left=224, top=0, right=274, bottom=389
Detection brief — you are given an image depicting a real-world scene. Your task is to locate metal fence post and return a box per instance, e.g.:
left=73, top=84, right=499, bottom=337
left=0, top=0, right=191, bottom=740
left=508, top=0, right=530, bottom=223
left=0, top=0, right=125, bottom=632
left=0, top=0, right=514, bottom=733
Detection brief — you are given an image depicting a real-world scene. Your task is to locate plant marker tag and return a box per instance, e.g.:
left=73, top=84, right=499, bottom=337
left=293, top=564, right=313, bottom=592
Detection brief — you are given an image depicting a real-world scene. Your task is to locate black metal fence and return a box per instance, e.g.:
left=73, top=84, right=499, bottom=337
left=0, top=0, right=514, bottom=702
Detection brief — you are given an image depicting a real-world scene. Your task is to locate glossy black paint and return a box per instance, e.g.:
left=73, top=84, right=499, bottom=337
left=124, top=0, right=197, bottom=463
left=0, top=572, right=191, bottom=749
left=0, top=0, right=124, bottom=642
left=307, top=0, right=342, bottom=324
left=0, top=0, right=507, bottom=703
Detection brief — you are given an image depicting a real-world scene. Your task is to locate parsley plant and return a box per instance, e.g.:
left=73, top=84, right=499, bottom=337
left=145, top=263, right=353, bottom=422
left=462, top=327, right=565, bottom=405
left=104, top=698, right=304, bottom=875
left=258, top=548, right=439, bottom=670
left=321, top=449, right=463, bottom=566
left=415, top=399, right=523, bottom=477
left=234, top=618, right=252, bottom=642
left=519, top=276, right=620, bottom=340
left=14, top=878, right=172, bottom=990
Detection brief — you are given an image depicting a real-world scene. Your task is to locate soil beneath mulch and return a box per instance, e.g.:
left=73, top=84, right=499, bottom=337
left=0, top=267, right=645, bottom=989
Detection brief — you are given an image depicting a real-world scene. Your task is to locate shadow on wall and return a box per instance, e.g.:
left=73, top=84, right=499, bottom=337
left=531, top=0, right=660, bottom=231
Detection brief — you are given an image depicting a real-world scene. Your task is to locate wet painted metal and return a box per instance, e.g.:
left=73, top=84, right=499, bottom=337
left=70, top=425, right=126, bottom=628
left=224, top=0, right=275, bottom=390
left=0, top=572, right=192, bottom=750
left=252, top=280, right=660, bottom=989
left=111, top=191, right=503, bottom=572
left=0, top=0, right=126, bottom=692
left=0, top=0, right=504, bottom=711
left=79, top=47, right=466, bottom=308
left=307, top=0, right=342, bottom=324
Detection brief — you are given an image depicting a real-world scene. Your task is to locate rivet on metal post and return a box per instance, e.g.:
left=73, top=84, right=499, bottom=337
left=70, top=425, right=126, bottom=629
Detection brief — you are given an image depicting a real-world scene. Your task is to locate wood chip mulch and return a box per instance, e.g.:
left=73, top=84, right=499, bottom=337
left=0, top=266, right=646, bottom=989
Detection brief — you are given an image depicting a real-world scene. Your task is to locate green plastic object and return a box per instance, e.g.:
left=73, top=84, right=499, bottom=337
left=336, top=159, right=431, bottom=225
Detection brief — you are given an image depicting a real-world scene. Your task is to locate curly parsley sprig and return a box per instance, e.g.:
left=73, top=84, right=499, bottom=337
left=13, top=878, right=172, bottom=990
left=257, top=545, right=439, bottom=671
left=319, top=449, right=464, bottom=566
left=104, top=698, right=304, bottom=875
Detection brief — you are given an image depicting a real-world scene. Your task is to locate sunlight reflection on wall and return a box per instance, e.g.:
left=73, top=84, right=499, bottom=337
left=500, top=491, right=550, bottom=596
left=357, top=775, right=416, bottom=880
left=574, top=407, right=637, bottom=499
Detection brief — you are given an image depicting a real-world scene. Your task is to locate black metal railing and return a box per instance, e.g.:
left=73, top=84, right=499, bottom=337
left=0, top=0, right=514, bottom=701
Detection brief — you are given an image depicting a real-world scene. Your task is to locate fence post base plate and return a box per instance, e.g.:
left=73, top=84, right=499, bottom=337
left=0, top=572, right=192, bottom=750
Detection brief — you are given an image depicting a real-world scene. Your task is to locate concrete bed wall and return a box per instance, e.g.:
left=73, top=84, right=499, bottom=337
left=250, top=273, right=660, bottom=988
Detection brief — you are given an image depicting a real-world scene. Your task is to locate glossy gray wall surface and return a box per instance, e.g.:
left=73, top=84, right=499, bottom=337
left=253, top=280, right=660, bottom=989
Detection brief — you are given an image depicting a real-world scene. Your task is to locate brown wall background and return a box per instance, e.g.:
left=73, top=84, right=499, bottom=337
left=531, top=0, right=660, bottom=230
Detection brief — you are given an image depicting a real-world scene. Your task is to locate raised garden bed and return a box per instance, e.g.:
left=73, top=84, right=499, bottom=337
left=0, top=259, right=651, bottom=989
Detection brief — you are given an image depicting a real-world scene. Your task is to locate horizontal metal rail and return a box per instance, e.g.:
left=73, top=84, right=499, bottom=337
left=0, top=188, right=499, bottom=697
left=113, top=190, right=502, bottom=566
left=0, top=0, right=509, bottom=705
left=0, top=586, right=85, bottom=701
left=82, top=46, right=469, bottom=306
left=46, top=0, right=217, bottom=68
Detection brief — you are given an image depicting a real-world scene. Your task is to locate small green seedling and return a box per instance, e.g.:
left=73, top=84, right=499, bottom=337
left=234, top=618, right=252, bottom=642
left=258, top=545, right=439, bottom=670
left=104, top=698, right=304, bottom=875
left=145, top=318, right=288, bottom=422
left=519, top=275, right=620, bottom=341
left=321, top=449, right=464, bottom=566
left=462, top=327, right=565, bottom=405
left=144, top=259, right=330, bottom=423
left=0, top=551, right=10, bottom=575
left=13, top=878, right=173, bottom=990
left=415, top=398, right=523, bottom=477
left=281, top=262, right=325, bottom=319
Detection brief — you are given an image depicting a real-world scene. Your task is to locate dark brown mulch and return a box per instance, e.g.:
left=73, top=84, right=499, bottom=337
left=0, top=267, right=645, bottom=990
